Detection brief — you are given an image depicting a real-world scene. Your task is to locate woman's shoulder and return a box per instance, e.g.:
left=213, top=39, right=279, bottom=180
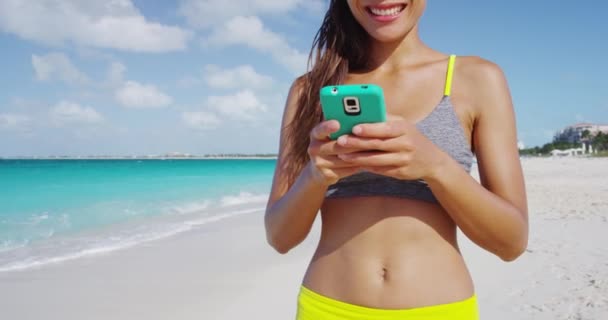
left=451, top=55, right=512, bottom=123
left=453, top=55, right=510, bottom=103
left=454, top=55, right=507, bottom=86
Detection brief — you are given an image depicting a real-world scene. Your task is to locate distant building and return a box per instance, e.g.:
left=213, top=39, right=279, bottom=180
left=165, top=152, right=193, bottom=158
left=554, top=122, right=608, bottom=143
left=550, top=148, right=585, bottom=157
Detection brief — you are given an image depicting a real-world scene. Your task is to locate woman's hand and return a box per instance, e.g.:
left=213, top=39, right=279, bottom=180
left=335, top=115, right=449, bottom=181
left=307, top=120, right=366, bottom=186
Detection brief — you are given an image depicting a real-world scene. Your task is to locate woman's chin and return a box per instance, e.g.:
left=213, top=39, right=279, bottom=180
left=367, top=30, right=408, bottom=43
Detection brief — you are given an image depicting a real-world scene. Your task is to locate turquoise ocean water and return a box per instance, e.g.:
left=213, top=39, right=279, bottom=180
left=0, top=159, right=276, bottom=272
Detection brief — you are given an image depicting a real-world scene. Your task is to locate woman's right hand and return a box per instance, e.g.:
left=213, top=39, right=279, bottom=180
left=307, top=120, right=364, bottom=187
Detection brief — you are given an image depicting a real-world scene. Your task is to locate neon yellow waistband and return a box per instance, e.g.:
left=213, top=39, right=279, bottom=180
left=297, top=285, right=479, bottom=320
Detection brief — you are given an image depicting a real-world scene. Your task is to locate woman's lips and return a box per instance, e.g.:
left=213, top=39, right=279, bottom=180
left=366, top=3, right=407, bottom=22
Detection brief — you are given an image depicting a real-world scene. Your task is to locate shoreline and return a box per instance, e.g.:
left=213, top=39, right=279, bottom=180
left=0, top=202, right=268, bottom=274
left=0, top=157, right=606, bottom=319
left=0, top=209, right=322, bottom=319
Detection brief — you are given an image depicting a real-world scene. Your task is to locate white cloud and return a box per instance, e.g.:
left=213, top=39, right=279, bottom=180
left=182, top=111, right=221, bottom=130
left=104, top=62, right=173, bottom=109
left=50, top=101, right=104, bottom=126
left=74, top=46, right=117, bottom=62
left=206, top=16, right=307, bottom=74
left=115, top=81, right=173, bottom=108
left=204, top=64, right=274, bottom=89
left=9, top=97, right=46, bottom=111
left=0, top=0, right=191, bottom=52
left=299, top=0, right=327, bottom=13
left=206, top=90, right=268, bottom=120
left=178, top=0, right=325, bottom=28
left=0, top=113, right=31, bottom=130
left=31, top=52, right=89, bottom=85
left=107, top=62, right=127, bottom=85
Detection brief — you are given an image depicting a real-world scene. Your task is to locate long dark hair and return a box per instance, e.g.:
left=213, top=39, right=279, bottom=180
left=283, top=0, right=370, bottom=187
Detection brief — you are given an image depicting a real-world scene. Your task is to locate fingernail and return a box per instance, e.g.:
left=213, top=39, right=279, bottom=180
left=352, top=126, right=362, bottom=135
left=337, top=135, right=347, bottom=145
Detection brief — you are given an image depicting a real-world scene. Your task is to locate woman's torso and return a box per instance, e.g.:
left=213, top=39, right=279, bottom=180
left=301, top=53, right=478, bottom=309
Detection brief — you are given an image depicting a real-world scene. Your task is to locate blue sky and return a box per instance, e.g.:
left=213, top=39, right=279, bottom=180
left=0, top=0, right=606, bottom=157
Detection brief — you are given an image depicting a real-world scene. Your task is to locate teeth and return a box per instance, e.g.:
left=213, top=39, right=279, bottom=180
left=370, top=5, right=404, bottom=16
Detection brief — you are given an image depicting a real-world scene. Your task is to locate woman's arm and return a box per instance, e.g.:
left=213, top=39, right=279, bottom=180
left=264, top=80, right=329, bottom=254
left=265, top=161, right=329, bottom=254
left=425, top=57, right=529, bottom=261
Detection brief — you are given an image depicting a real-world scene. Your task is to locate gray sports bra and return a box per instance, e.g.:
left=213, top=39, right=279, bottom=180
left=324, top=55, right=475, bottom=204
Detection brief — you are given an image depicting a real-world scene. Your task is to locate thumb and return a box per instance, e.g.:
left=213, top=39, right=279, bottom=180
left=311, top=120, right=340, bottom=140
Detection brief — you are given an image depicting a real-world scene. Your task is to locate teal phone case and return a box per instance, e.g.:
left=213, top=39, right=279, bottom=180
left=320, top=84, right=387, bottom=140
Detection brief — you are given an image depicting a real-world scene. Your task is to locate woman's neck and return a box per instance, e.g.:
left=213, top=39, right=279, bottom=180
left=366, top=25, right=428, bottom=71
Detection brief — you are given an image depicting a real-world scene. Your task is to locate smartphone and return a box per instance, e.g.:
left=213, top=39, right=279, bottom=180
left=320, top=84, right=387, bottom=140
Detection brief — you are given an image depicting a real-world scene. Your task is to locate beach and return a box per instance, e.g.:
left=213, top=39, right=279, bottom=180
left=0, top=156, right=606, bottom=319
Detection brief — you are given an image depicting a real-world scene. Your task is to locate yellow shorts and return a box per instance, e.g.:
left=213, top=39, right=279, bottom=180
left=296, top=285, right=479, bottom=320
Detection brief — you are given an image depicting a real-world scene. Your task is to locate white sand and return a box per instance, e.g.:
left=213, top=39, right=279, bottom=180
left=465, top=157, right=608, bottom=319
left=0, top=156, right=606, bottom=319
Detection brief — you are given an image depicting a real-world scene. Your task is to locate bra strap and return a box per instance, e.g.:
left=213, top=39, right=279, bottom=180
left=444, top=54, right=456, bottom=96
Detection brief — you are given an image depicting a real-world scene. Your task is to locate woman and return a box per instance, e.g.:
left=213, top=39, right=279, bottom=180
left=265, top=0, right=528, bottom=319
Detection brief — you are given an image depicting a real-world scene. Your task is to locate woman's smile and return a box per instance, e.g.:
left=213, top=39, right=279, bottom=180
left=347, top=0, right=420, bottom=43
left=366, top=2, right=408, bottom=23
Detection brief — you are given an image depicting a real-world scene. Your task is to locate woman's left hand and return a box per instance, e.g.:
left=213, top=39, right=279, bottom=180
left=336, top=115, right=449, bottom=181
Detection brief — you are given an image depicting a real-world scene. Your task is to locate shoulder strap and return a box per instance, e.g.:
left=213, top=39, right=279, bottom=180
left=444, top=54, right=456, bottom=96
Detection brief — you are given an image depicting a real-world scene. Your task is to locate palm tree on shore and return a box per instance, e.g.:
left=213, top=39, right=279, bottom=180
left=592, top=131, right=608, bottom=151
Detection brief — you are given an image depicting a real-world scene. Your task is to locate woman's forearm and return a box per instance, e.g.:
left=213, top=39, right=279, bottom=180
left=265, top=162, right=329, bottom=254
left=426, top=155, right=528, bottom=261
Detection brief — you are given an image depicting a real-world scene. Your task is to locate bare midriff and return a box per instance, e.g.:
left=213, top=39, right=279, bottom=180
left=301, top=196, right=475, bottom=309
left=300, top=57, right=476, bottom=309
